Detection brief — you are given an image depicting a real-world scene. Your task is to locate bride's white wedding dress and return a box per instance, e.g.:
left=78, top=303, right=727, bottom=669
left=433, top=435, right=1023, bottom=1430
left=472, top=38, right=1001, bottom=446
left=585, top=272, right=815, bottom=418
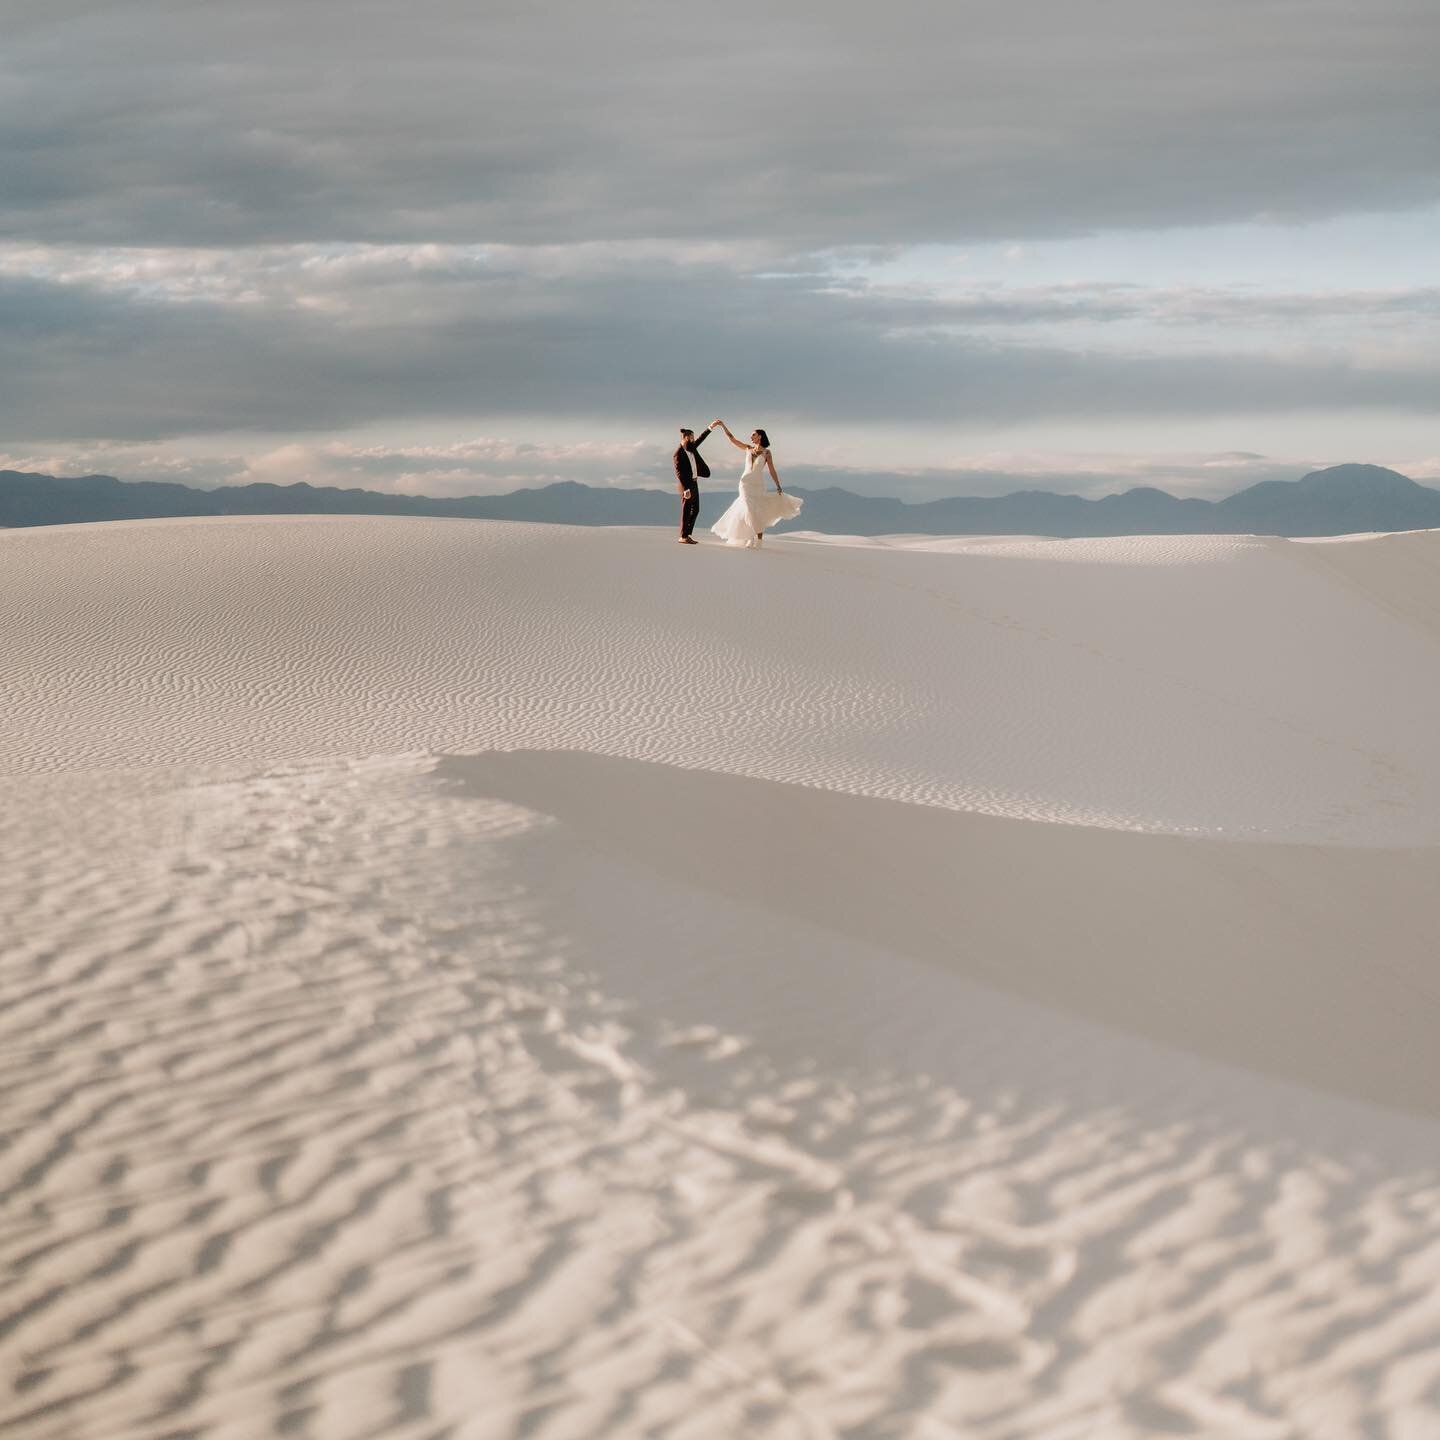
left=711, top=447, right=803, bottom=548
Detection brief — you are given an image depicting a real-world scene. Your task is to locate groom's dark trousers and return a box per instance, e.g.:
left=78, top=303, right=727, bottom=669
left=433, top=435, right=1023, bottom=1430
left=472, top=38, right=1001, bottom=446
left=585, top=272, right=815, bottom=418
left=673, top=427, right=712, bottom=539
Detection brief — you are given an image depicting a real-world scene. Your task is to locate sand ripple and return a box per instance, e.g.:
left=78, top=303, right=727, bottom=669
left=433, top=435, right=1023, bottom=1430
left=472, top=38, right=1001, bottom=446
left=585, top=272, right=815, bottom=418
left=3, top=757, right=1440, bottom=1439
left=6, top=519, right=1440, bottom=1437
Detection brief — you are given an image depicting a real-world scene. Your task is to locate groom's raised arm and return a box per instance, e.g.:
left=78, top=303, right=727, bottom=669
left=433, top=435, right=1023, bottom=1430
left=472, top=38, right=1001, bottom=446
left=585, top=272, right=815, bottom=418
left=691, top=425, right=712, bottom=449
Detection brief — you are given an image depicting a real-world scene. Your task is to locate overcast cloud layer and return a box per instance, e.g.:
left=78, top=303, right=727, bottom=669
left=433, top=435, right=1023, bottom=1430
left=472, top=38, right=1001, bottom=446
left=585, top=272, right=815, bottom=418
left=2, top=0, right=1437, bottom=496
left=8, top=0, right=1438, bottom=248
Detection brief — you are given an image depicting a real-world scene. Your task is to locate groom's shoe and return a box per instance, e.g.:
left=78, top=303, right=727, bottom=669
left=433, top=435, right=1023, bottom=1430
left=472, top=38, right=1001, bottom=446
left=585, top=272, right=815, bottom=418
left=679, top=536, right=698, bottom=544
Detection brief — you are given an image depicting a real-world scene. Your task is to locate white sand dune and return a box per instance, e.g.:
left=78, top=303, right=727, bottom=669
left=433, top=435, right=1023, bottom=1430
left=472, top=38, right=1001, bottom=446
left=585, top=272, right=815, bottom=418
left=3, top=516, right=1440, bottom=1439
left=8, top=515, right=1440, bottom=843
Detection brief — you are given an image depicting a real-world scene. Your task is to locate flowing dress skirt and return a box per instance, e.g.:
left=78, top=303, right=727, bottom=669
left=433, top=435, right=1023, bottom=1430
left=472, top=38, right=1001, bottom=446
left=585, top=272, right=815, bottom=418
left=712, top=480, right=803, bottom=548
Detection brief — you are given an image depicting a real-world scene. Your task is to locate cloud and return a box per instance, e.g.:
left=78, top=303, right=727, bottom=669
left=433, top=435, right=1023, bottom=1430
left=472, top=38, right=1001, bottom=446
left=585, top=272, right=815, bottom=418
left=9, top=242, right=1432, bottom=339
left=828, top=281, right=1440, bottom=332
left=0, top=441, right=249, bottom=489
left=4, top=2, right=1435, bottom=480
left=786, top=452, right=1322, bottom=502
left=1, top=246, right=1436, bottom=447
left=232, top=437, right=662, bottom=493
left=3, top=1, right=1437, bottom=251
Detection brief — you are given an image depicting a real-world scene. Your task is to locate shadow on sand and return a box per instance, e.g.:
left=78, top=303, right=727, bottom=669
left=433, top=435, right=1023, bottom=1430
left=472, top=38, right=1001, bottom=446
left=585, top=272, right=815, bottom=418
left=435, top=750, right=1440, bottom=1121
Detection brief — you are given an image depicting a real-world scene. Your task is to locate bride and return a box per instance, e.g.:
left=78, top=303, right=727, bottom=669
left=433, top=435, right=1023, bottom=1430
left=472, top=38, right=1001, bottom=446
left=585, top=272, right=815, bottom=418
left=708, top=421, right=803, bottom=549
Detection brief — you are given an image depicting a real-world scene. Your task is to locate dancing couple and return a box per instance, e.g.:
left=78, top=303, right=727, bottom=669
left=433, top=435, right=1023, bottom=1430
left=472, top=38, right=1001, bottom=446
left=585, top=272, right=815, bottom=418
left=673, top=420, right=803, bottom=549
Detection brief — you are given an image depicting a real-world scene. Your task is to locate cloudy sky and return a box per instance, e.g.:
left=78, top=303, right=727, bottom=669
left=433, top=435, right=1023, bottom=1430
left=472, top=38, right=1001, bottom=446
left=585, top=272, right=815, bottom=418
left=3, top=0, right=1437, bottom=500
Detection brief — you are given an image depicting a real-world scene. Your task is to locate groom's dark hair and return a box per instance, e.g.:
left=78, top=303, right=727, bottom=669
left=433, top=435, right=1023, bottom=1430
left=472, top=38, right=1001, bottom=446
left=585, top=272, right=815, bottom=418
left=679, top=427, right=695, bottom=439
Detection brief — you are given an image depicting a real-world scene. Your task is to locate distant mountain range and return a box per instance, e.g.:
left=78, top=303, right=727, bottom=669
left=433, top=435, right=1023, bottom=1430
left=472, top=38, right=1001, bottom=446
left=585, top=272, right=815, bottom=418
left=4, top=463, right=1439, bottom=539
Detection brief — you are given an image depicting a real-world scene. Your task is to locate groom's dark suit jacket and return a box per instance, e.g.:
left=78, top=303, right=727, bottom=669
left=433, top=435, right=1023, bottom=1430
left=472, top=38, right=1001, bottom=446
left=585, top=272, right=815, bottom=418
left=673, top=427, right=712, bottom=488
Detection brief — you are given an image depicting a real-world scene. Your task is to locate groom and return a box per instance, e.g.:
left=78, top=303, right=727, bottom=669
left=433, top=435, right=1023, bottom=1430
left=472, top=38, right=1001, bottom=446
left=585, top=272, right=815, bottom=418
left=672, top=424, right=712, bottom=544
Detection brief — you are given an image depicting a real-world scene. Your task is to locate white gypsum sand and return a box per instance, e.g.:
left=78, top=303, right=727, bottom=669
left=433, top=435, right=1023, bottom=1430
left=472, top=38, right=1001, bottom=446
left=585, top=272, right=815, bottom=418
left=2, top=515, right=1439, bottom=1440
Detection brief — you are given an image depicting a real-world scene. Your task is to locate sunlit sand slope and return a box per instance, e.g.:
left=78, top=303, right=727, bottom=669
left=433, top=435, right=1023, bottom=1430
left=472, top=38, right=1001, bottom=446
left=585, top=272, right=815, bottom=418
left=6, top=516, right=1440, bottom=842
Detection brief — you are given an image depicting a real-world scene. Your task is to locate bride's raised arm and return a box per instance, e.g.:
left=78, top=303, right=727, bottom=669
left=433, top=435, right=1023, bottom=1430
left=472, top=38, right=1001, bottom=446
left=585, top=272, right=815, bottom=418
left=711, top=419, right=751, bottom=452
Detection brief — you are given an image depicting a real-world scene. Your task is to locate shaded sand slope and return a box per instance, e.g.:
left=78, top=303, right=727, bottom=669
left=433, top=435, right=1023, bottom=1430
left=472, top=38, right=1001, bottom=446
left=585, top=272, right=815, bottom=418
left=1293, top=527, right=1440, bottom=643
left=4, top=517, right=1440, bottom=1438
left=438, top=751, right=1440, bottom=1119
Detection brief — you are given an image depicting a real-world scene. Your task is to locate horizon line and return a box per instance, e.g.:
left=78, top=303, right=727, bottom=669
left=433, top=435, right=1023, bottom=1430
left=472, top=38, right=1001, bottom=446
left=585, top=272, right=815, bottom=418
left=2, top=460, right=1428, bottom=511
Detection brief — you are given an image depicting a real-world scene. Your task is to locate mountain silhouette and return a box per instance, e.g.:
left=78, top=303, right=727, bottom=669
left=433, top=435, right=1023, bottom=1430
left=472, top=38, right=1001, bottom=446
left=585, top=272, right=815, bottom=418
left=3, top=463, right=1438, bottom=538
left=1211, top=464, right=1440, bottom=536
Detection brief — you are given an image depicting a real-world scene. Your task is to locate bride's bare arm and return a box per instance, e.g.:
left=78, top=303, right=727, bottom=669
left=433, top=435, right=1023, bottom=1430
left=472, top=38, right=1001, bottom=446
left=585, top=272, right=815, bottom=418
left=764, top=450, right=783, bottom=491
left=712, top=420, right=751, bottom=452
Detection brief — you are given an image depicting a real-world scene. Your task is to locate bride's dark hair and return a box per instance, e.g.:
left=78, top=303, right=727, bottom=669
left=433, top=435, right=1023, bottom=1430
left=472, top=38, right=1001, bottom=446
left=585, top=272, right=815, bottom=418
left=752, top=428, right=770, bottom=449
